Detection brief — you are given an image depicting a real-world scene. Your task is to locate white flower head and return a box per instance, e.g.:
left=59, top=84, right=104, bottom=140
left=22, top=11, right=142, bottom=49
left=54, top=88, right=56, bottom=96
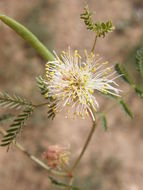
left=44, top=48, right=121, bottom=119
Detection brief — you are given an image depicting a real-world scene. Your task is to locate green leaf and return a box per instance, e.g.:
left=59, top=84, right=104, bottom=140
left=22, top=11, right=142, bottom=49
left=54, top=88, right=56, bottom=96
left=36, top=76, right=56, bottom=119
left=134, top=85, right=143, bottom=98
left=49, top=177, right=80, bottom=190
left=47, top=103, right=56, bottom=120
left=136, top=48, right=143, bottom=78
left=0, top=15, right=54, bottom=61
left=100, top=114, right=107, bottom=131
left=1, top=106, right=34, bottom=147
left=80, top=5, right=115, bottom=37
left=0, top=92, right=32, bottom=109
left=119, top=99, right=133, bottom=118
left=36, top=76, right=48, bottom=96
left=115, top=63, right=133, bottom=85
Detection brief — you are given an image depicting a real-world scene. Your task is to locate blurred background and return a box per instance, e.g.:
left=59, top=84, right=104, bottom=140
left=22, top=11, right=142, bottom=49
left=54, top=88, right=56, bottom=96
left=0, top=0, right=143, bottom=190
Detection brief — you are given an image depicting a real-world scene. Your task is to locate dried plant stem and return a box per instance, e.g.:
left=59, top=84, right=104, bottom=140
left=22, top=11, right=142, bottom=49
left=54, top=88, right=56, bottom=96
left=0, top=127, right=67, bottom=177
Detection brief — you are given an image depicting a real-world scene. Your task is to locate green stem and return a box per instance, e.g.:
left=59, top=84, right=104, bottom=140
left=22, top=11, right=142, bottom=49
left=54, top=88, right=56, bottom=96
left=0, top=127, right=67, bottom=177
left=34, top=102, right=49, bottom=108
left=91, top=35, right=97, bottom=53
left=66, top=107, right=97, bottom=190
left=67, top=113, right=96, bottom=189
left=71, top=120, right=96, bottom=172
left=67, top=177, right=74, bottom=190
left=0, top=15, right=54, bottom=61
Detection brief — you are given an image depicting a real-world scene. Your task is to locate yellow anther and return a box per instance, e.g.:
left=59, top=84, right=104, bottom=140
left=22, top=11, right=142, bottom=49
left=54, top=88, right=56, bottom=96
left=85, top=111, right=89, bottom=116
left=102, top=61, right=109, bottom=65
left=84, top=65, right=88, bottom=70
left=80, top=100, right=84, bottom=104
left=50, top=72, right=54, bottom=76
left=89, top=89, right=94, bottom=94
left=107, top=67, right=111, bottom=72
left=69, top=80, right=73, bottom=84
left=83, top=75, right=87, bottom=82
left=59, top=61, right=62, bottom=65
left=104, top=91, right=108, bottom=95
left=52, top=95, right=57, bottom=100
left=78, top=54, right=81, bottom=59
left=62, top=51, right=66, bottom=55
left=92, top=67, right=96, bottom=72
left=81, top=67, right=84, bottom=72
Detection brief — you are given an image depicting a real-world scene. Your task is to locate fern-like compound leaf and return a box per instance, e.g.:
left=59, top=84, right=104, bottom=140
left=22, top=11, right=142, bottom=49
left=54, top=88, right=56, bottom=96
left=0, top=92, right=32, bottom=109
left=0, top=106, right=34, bottom=147
left=115, top=63, right=133, bottom=85
left=119, top=99, right=133, bottom=119
left=36, top=76, right=56, bottom=119
left=136, top=48, right=143, bottom=78
left=36, top=76, right=48, bottom=96
left=134, top=85, right=143, bottom=99
left=47, top=103, right=56, bottom=120
left=80, top=5, right=115, bottom=37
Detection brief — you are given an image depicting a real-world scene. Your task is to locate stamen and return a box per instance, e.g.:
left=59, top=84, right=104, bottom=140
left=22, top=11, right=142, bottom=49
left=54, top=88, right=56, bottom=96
left=44, top=48, right=121, bottom=119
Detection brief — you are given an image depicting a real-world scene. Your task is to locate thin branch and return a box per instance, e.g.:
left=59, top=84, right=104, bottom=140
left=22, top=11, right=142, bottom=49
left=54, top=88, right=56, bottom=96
left=34, top=101, right=49, bottom=108
left=91, top=35, right=97, bottom=53
left=0, top=127, right=67, bottom=177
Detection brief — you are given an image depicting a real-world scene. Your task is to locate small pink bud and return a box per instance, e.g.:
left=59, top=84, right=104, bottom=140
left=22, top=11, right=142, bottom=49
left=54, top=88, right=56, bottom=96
left=42, top=145, right=70, bottom=170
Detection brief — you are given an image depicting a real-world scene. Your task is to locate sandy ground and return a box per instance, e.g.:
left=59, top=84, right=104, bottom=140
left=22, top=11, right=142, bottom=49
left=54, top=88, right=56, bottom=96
left=0, top=0, right=143, bottom=190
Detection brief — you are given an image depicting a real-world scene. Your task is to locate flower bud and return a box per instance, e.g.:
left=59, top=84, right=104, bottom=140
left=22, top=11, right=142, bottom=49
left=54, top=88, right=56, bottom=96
left=42, top=145, right=70, bottom=170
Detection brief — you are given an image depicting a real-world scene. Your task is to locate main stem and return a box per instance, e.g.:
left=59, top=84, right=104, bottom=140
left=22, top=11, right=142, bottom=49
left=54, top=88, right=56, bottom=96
left=67, top=111, right=97, bottom=189
left=71, top=120, right=96, bottom=172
